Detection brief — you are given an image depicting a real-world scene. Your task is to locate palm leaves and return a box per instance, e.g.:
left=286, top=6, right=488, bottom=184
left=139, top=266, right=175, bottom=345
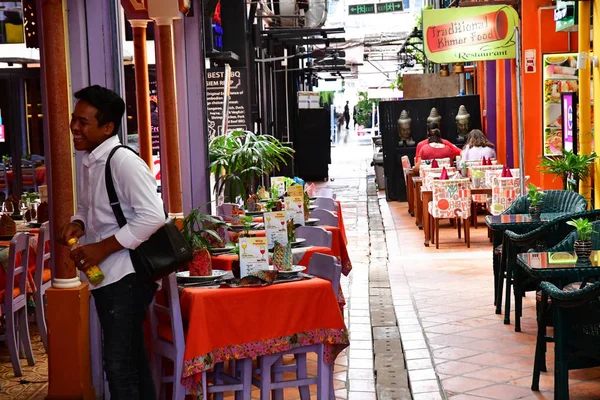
left=181, top=209, right=226, bottom=251
left=209, top=130, right=294, bottom=202
left=539, top=149, right=597, bottom=191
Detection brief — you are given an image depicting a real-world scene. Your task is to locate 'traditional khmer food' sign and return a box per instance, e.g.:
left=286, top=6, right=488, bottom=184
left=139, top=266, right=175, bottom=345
left=423, top=5, right=519, bottom=63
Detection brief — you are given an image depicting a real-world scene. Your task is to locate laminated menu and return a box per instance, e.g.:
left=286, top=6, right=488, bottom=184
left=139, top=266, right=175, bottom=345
left=264, top=211, right=288, bottom=250
left=271, top=177, right=286, bottom=198
left=286, top=184, right=303, bottom=197
left=284, top=196, right=305, bottom=226
left=239, top=237, right=270, bottom=278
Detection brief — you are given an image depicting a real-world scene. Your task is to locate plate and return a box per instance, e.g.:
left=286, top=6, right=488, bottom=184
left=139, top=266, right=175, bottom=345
left=305, top=218, right=320, bottom=226
left=546, top=55, right=568, bottom=65
left=277, top=265, right=306, bottom=276
left=27, top=222, right=41, bottom=228
left=210, top=246, right=236, bottom=255
left=291, top=238, right=307, bottom=247
left=176, top=270, right=228, bottom=281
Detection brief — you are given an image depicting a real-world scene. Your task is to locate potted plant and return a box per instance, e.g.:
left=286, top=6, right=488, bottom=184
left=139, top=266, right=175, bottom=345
left=181, top=208, right=228, bottom=276
left=241, top=215, right=254, bottom=237
left=538, top=149, right=597, bottom=191
left=471, top=169, right=484, bottom=188
left=527, top=183, right=545, bottom=220
left=459, top=162, right=468, bottom=177
left=209, top=130, right=294, bottom=204
left=566, top=218, right=596, bottom=260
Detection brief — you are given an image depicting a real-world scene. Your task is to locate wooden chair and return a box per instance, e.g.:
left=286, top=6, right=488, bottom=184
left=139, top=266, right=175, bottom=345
left=21, top=160, right=37, bottom=192
left=428, top=179, right=471, bottom=249
left=33, top=222, right=52, bottom=352
left=1, top=233, right=35, bottom=376
left=489, top=176, right=522, bottom=216
left=0, top=161, right=9, bottom=200
left=149, top=273, right=252, bottom=399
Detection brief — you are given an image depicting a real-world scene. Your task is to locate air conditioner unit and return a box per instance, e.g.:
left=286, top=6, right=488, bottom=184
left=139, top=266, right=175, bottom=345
left=278, top=0, right=328, bottom=28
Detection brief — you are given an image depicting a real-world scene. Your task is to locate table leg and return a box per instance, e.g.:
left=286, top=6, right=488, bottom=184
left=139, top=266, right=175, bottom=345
left=414, top=181, right=423, bottom=229
left=407, top=174, right=414, bottom=216
left=423, top=191, right=431, bottom=247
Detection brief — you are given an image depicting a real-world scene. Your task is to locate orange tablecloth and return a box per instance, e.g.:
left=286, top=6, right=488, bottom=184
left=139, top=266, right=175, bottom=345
left=6, top=167, right=46, bottom=186
left=178, top=278, right=349, bottom=396
left=334, top=201, right=347, bottom=245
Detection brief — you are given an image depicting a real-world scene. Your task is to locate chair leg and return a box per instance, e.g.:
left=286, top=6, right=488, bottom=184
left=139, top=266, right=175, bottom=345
left=259, top=355, right=275, bottom=400
left=6, top=307, right=22, bottom=376
left=295, top=353, right=311, bottom=400
left=430, top=215, right=434, bottom=244
left=151, top=354, right=163, bottom=398
left=272, top=358, right=284, bottom=400
left=235, top=358, right=252, bottom=400
left=435, top=219, right=440, bottom=249
left=457, top=218, right=461, bottom=239
left=317, top=345, right=331, bottom=400
left=18, top=306, right=35, bottom=366
left=465, top=217, right=470, bottom=248
left=531, top=292, right=548, bottom=391
left=35, top=291, right=48, bottom=353
left=504, top=265, right=513, bottom=325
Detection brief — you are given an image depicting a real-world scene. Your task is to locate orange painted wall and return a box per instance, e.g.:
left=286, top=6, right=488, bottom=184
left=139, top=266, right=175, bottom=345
left=520, top=1, right=577, bottom=189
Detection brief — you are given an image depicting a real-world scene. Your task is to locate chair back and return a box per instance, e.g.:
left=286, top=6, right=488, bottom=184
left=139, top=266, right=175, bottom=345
left=217, top=203, right=240, bottom=222
left=310, top=209, right=339, bottom=227
left=420, top=166, right=456, bottom=180
left=505, top=190, right=588, bottom=215
left=296, top=226, right=333, bottom=248
left=0, top=161, right=9, bottom=199
left=315, top=188, right=336, bottom=199
left=431, top=178, right=471, bottom=219
left=420, top=157, right=451, bottom=167
left=21, top=159, right=37, bottom=191
left=6, top=233, right=30, bottom=310
left=469, top=164, right=503, bottom=178
left=307, top=253, right=341, bottom=298
left=401, top=155, right=412, bottom=184
left=31, top=155, right=45, bottom=165
left=34, top=222, right=52, bottom=290
left=313, top=197, right=338, bottom=212
left=464, top=160, right=482, bottom=167
left=490, top=176, right=521, bottom=215
left=149, top=273, right=185, bottom=396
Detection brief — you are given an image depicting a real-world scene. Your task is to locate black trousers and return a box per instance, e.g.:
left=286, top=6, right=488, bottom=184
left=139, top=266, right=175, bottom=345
left=92, top=272, right=157, bottom=400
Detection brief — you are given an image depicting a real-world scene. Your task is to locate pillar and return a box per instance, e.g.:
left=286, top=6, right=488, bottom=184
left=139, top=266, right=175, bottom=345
left=39, top=0, right=93, bottom=398
left=154, top=17, right=184, bottom=217
left=580, top=1, right=592, bottom=206
left=131, top=19, right=153, bottom=168
left=485, top=61, right=497, bottom=145
left=504, top=59, right=514, bottom=168
left=496, top=60, right=506, bottom=165
left=511, top=59, right=519, bottom=168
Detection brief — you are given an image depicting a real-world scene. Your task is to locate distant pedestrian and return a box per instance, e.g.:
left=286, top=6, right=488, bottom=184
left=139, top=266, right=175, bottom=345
left=353, top=105, right=358, bottom=129
left=344, top=101, right=350, bottom=129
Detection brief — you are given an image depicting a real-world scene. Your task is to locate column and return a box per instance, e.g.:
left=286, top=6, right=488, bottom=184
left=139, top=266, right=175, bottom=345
left=131, top=19, right=153, bottom=168
left=495, top=60, right=506, bottom=166
left=154, top=17, right=184, bottom=217
left=39, top=0, right=93, bottom=398
left=580, top=1, right=592, bottom=206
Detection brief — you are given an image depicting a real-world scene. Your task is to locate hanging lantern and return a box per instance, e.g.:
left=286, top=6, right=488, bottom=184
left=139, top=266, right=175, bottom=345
left=453, top=63, right=465, bottom=74
left=440, top=64, right=450, bottom=76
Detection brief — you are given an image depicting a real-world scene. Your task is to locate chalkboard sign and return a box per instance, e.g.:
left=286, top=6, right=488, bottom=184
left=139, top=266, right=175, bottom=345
left=206, top=67, right=250, bottom=139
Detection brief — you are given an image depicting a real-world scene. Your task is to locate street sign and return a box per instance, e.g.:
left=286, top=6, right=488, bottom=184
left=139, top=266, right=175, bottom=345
left=376, top=1, right=404, bottom=13
left=348, top=4, right=375, bottom=15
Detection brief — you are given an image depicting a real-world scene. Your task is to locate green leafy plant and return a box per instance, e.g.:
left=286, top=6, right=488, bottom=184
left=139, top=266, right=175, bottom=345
left=319, top=91, right=335, bottom=107
left=180, top=208, right=227, bottom=251
left=209, top=130, right=294, bottom=203
left=354, top=92, right=379, bottom=127
left=2, top=155, right=9, bottom=166
left=538, top=149, right=597, bottom=191
left=471, top=170, right=484, bottom=179
left=567, top=218, right=597, bottom=241
left=527, top=183, right=545, bottom=206
left=241, top=215, right=253, bottom=236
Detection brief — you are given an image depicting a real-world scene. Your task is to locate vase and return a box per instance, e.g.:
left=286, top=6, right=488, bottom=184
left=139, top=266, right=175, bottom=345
left=472, top=177, right=481, bottom=188
left=574, top=240, right=593, bottom=260
left=528, top=205, right=541, bottom=220
left=189, top=248, right=212, bottom=276
left=461, top=168, right=468, bottom=177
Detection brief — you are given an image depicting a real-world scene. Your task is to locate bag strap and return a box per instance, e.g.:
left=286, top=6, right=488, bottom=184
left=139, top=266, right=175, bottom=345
left=105, top=145, right=139, bottom=229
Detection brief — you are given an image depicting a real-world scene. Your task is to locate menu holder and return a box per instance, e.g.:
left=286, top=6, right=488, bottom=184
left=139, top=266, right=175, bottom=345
left=271, top=177, right=286, bottom=198
left=239, top=237, right=271, bottom=278
left=286, top=185, right=303, bottom=197
left=284, top=196, right=305, bottom=226
left=264, top=211, right=288, bottom=250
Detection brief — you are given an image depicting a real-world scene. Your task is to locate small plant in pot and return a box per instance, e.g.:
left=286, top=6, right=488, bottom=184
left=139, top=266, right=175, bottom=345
left=566, top=218, right=596, bottom=260
left=181, top=209, right=228, bottom=277
left=527, top=183, right=544, bottom=220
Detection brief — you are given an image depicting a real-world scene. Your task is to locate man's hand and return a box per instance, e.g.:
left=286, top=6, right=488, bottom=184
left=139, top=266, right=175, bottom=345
left=70, top=236, right=124, bottom=271
left=59, top=221, right=85, bottom=246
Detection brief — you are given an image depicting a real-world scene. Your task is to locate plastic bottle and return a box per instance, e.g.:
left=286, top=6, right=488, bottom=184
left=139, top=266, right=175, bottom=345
left=67, top=238, right=105, bottom=286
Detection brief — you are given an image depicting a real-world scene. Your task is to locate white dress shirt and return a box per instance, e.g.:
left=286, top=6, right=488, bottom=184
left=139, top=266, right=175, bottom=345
left=72, top=135, right=165, bottom=290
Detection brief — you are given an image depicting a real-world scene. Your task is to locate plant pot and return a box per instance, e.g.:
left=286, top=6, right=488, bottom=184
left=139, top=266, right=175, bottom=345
left=574, top=240, right=593, bottom=260
left=461, top=168, right=468, bottom=177
left=529, top=205, right=542, bottom=221
left=188, top=248, right=212, bottom=277
left=232, top=259, right=241, bottom=279
left=472, top=177, right=481, bottom=188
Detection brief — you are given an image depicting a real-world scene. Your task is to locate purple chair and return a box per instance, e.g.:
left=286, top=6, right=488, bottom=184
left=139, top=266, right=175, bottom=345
left=310, top=209, right=339, bottom=227
left=217, top=203, right=238, bottom=222
left=315, top=188, right=336, bottom=199
left=34, top=222, right=53, bottom=352
left=149, top=273, right=252, bottom=400
left=313, top=197, right=339, bottom=212
left=257, top=253, right=342, bottom=400
left=295, top=226, right=332, bottom=248
left=2, top=233, right=35, bottom=376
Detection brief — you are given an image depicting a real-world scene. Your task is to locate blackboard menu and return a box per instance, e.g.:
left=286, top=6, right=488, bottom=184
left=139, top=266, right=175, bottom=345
left=206, top=67, right=250, bottom=139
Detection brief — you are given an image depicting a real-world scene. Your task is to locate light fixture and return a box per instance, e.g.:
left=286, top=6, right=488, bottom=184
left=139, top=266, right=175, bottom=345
left=577, top=52, right=598, bottom=69
left=453, top=63, right=464, bottom=74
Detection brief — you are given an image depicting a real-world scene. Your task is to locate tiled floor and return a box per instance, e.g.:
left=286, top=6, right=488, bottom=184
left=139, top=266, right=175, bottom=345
left=383, top=199, right=600, bottom=399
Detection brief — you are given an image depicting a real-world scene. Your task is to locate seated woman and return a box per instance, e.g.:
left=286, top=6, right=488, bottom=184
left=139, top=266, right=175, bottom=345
left=416, top=128, right=455, bottom=166
left=461, top=129, right=496, bottom=161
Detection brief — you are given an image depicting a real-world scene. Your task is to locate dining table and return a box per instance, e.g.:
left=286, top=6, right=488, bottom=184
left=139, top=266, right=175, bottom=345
left=177, top=276, right=349, bottom=397
left=6, top=166, right=47, bottom=186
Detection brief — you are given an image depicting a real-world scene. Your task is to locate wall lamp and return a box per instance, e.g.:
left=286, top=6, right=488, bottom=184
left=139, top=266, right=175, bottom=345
left=577, top=52, right=598, bottom=69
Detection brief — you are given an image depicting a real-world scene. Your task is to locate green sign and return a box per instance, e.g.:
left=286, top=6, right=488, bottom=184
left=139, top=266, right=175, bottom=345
left=423, top=5, right=519, bottom=63
left=555, top=1, right=577, bottom=32
left=377, top=1, right=404, bottom=13
left=348, top=4, right=375, bottom=15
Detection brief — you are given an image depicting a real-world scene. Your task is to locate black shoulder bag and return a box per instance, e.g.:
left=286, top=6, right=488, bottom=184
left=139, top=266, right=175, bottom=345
left=105, top=145, right=193, bottom=281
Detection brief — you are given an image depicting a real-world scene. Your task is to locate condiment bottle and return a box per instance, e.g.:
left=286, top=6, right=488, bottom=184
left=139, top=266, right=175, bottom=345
left=67, top=238, right=105, bottom=286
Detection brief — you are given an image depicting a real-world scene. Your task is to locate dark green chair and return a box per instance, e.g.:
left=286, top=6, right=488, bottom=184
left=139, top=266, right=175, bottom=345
left=502, top=210, right=600, bottom=331
left=533, top=280, right=600, bottom=398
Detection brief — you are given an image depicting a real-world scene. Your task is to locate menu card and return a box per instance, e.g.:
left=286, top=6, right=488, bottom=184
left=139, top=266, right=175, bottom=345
left=239, top=237, right=271, bottom=278
left=287, top=184, right=303, bottom=197
left=271, top=177, right=286, bottom=197
left=264, top=211, right=288, bottom=250
left=284, top=196, right=305, bottom=226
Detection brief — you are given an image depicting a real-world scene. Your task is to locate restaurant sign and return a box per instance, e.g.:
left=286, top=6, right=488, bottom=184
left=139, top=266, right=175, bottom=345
left=554, top=1, right=577, bottom=33
left=423, top=5, right=519, bottom=63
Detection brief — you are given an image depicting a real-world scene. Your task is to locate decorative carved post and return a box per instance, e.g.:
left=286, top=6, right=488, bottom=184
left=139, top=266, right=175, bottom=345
left=131, top=19, right=153, bottom=168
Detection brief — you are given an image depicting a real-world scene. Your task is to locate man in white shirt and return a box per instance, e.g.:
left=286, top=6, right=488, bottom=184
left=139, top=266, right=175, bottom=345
left=59, top=85, right=164, bottom=399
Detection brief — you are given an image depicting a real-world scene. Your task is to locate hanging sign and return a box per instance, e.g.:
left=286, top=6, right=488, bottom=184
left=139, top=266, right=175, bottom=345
left=561, top=92, right=578, bottom=154
left=348, top=4, right=375, bottom=15
left=423, top=5, right=519, bottom=63
left=555, top=1, right=577, bottom=33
